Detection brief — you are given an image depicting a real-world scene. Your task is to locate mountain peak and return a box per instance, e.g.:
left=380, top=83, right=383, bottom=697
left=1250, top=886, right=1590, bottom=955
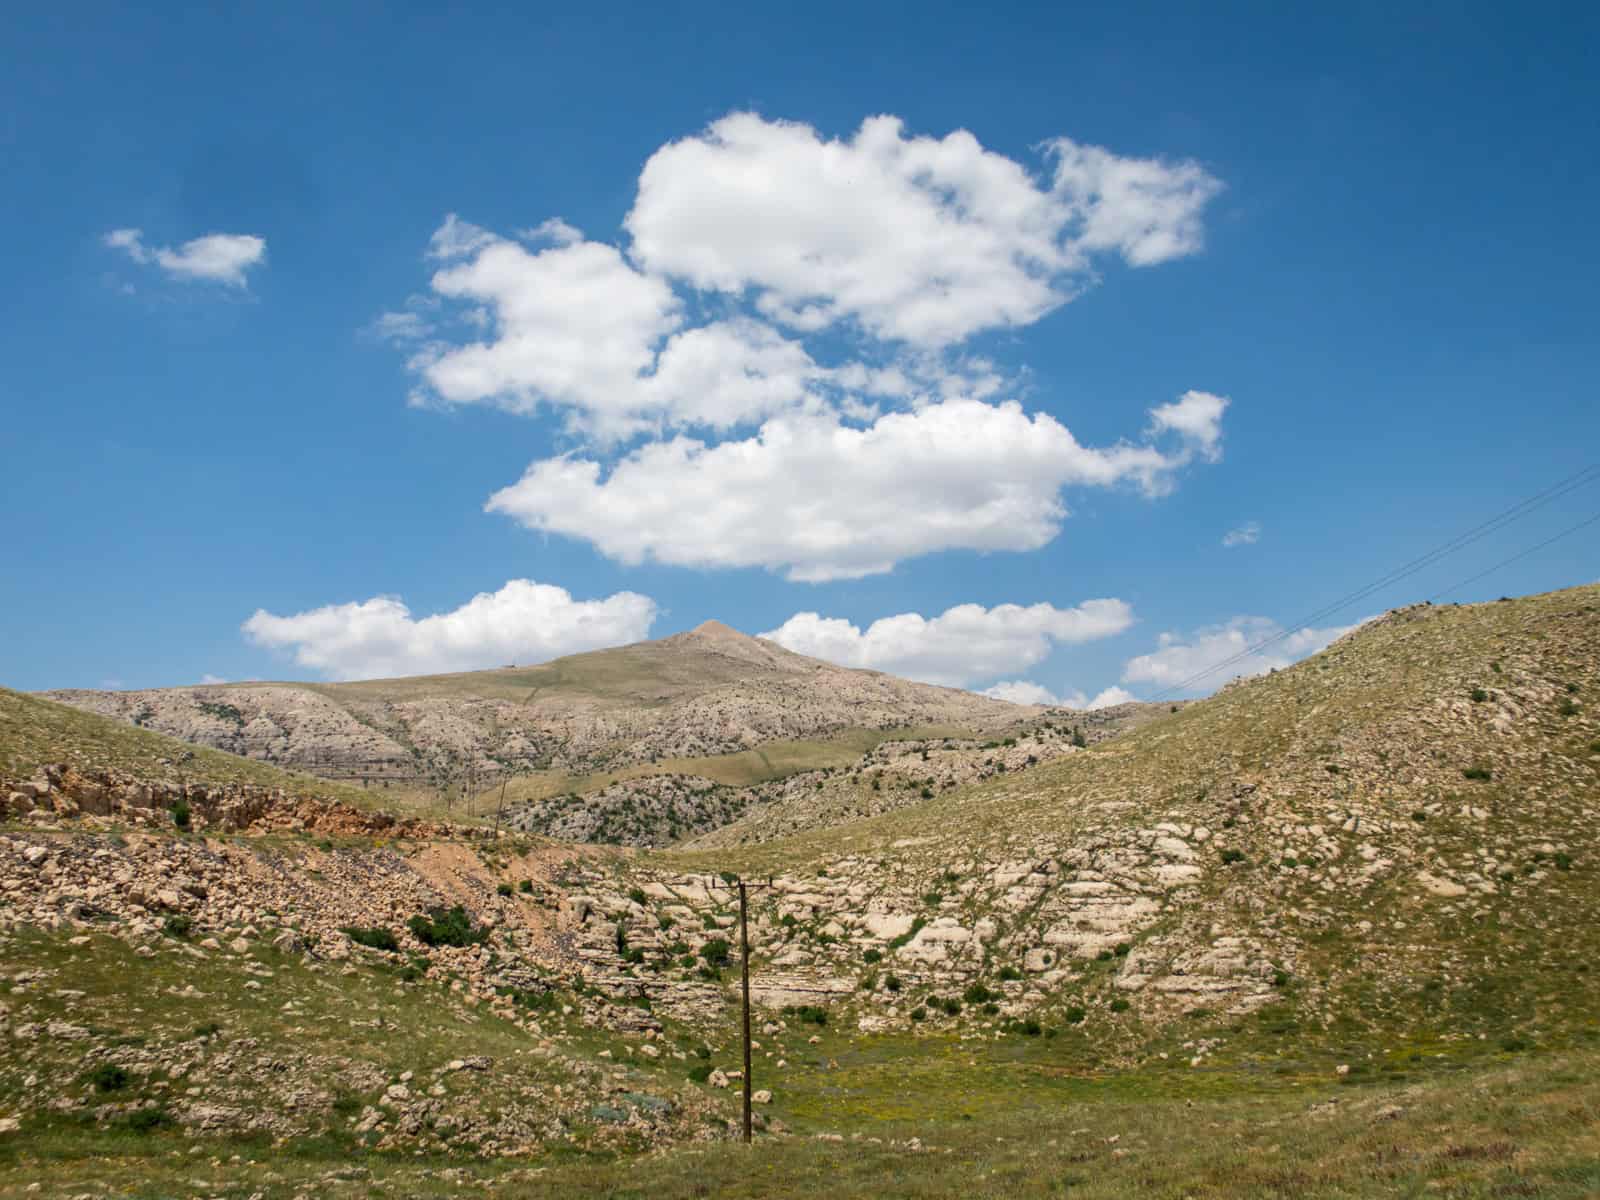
left=689, top=619, right=746, bottom=639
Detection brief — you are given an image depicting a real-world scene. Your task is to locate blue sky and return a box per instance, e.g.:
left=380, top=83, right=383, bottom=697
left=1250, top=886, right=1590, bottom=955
left=4, top=2, right=1597, bottom=702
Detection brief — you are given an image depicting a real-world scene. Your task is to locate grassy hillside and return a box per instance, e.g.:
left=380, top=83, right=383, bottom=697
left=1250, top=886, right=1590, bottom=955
left=0, top=687, right=388, bottom=810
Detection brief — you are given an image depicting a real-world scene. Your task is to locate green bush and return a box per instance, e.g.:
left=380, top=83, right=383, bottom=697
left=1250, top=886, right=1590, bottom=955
left=161, top=914, right=193, bottom=940
left=88, top=1064, right=129, bottom=1092
left=1018, top=1018, right=1042, bottom=1037
left=191, top=1022, right=221, bottom=1040
left=862, top=947, right=882, bottom=964
left=921, top=891, right=943, bottom=906
left=120, top=1106, right=176, bottom=1134
left=701, top=937, right=731, bottom=967
left=909, top=1007, right=927, bottom=1022
left=628, top=888, right=648, bottom=906
left=885, top=974, right=902, bottom=992
left=1065, top=1007, right=1086, bottom=1025
left=1114, top=943, right=1131, bottom=956
left=963, top=982, right=993, bottom=1005
left=687, top=1063, right=713, bottom=1083
left=785, top=1004, right=829, bottom=1026
left=1470, top=688, right=1488, bottom=702
left=496, top=883, right=514, bottom=897
left=406, top=906, right=489, bottom=948
left=1462, top=766, right=1493, bottom=781
left=170, top=802, right=191, bottom=830
left=1095, top=949, right=1113, bottom=961
left=1219, top=848, right=1246, bottom=865
left=998, top=965, right=1023, bottom=982
left=1558, top=699, right=1579, bottom=716
left=519, top=878, right=533, bottom=894
left=1109, top=998, right=1130, bottom=1013
left=888, top=918, right=926, bottom=951
left=343, top=926, right=400, bottom=953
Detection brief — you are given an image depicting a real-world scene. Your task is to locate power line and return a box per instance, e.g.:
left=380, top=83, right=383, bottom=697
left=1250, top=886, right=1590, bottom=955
left=1428, top=510, right=1600, bottom=602
left=1142, top=464, right=1600, bottom=701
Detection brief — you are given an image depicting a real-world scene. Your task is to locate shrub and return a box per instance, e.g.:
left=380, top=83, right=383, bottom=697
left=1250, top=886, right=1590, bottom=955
left=701, top=937, right=731, bottom=968
left=343, top=926, right=399, bottom=953
left=162, top=914, right=194, bottom=940
left=1273, top=970, right=1291, bottom=988
left=1471, top=688, right=1488, bottom=702
left=862, top=947, right=882, bottom=964
left=191, top=1022, right=221, bottom=1040
left=885, top=974, right=902, bottom=992
left=940, top=997, right=961, bottom=1017
left=1412, top=810, right=1429, bottom=822
left=909, top=1007, right=927, bottom=1022
left=921, top=891, right=943, bottom=906
left=1095, top=949, right=1113, bottom=962
left=406, top=906, right=489, bottom=948
left=1553, top=852, right=1574, bottom=871
left=1065, top=1007, right=1086, bottom=1025
left=1219, top=848, right=1246, bottom=865
left=981, top=1002, right=1000, bottom=1015
left=88, top=1064, right=129, bottom=1092
left=1114, top=943, right=1131, bottom=957
left=665, top=940, right=690, bottom=957
left=120, top=1107, right=176, bottom=1134
left=1462, top=766, right=1493, bottom=781
left=779, top=913, right=799, bottom=929
left=170, top=802, right=191, bottom=830
left=687, top=1063, right=713, bottom=1083
left=1590, top=741, right=1600, bottom=754
left=963, top=982, right=993, bottom=1005
left=919, top=787, right=934, bottom=799
left=1558, top=699, right=1579, bottom=716
left=628, top=888, right=648, bottom=906
left=1109, top=998, right=1130, bottom=1013
left=998, top=965, right=1022, bottom=982
left=888, top=918, right=926, bottom=951
left=1018, top=1018, right=1042, bottom=1037
left=519, top=879, right=533, bottom=894
left=785, top=1004, right=828, bottom=1026
left=658, top=914, right=674, bottom=930
left=496, top=883, right=514, bottom=897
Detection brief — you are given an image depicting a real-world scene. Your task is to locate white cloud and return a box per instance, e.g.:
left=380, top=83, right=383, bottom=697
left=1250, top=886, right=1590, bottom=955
left=199, top=674, right=228, bottom=685
left=760, top=598, right=1132, bottom=687
left=368, top=310, right=433, bottom=343
left=488, top=395, right=1225, bottom=581
left=390, top=114, right=1222, bottom=438
left=979, top=680, right=1061, bottom=706
left=519, top=217, right=584, bottom=246
left=104, top=228, right=266, bottom=286
left=981, top=681, right=1139, bottom=709
left=242, top=579, right=657, bottom=681
left=1121, top=616, right=1366, bottom=694
left=1149, top=390, right=1227, bottom=464
left=627, top=113, right=1221, bottom=346
left=1222, top=521, right=1261, bottom=548
left=426, top=213, right=497, bottom=260
left=409, top=232, right=832, bottom=437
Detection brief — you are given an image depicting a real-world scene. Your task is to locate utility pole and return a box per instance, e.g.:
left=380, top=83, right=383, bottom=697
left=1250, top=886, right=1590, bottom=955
left=739, top=878, right=752, bottom=1144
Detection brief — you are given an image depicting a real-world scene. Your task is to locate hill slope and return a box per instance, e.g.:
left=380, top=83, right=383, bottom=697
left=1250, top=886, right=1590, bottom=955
left=552, top=584, right=1600, bottom=1060
left=43, top=621, right=1031, bottom=782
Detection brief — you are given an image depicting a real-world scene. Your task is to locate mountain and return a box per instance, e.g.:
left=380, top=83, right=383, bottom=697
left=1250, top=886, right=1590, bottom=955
left=5, top=585, right=1598, bottom=1197
left=42, top=620, right=1032, bottom=782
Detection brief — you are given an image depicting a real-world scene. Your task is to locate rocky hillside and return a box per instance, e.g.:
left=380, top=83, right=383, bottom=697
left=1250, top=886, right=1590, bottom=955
left=554, top=585, right=1600, bottom=1061
left=43, top=621, right=1031, bottom=783
left=4, top=585, right=1598, bottom=1195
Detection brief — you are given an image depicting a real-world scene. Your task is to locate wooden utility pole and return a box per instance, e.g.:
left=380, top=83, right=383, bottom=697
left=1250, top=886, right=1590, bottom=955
left=739, top=878, right=753, bottom=1144
left=494, top=776, right=508, bottom=838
